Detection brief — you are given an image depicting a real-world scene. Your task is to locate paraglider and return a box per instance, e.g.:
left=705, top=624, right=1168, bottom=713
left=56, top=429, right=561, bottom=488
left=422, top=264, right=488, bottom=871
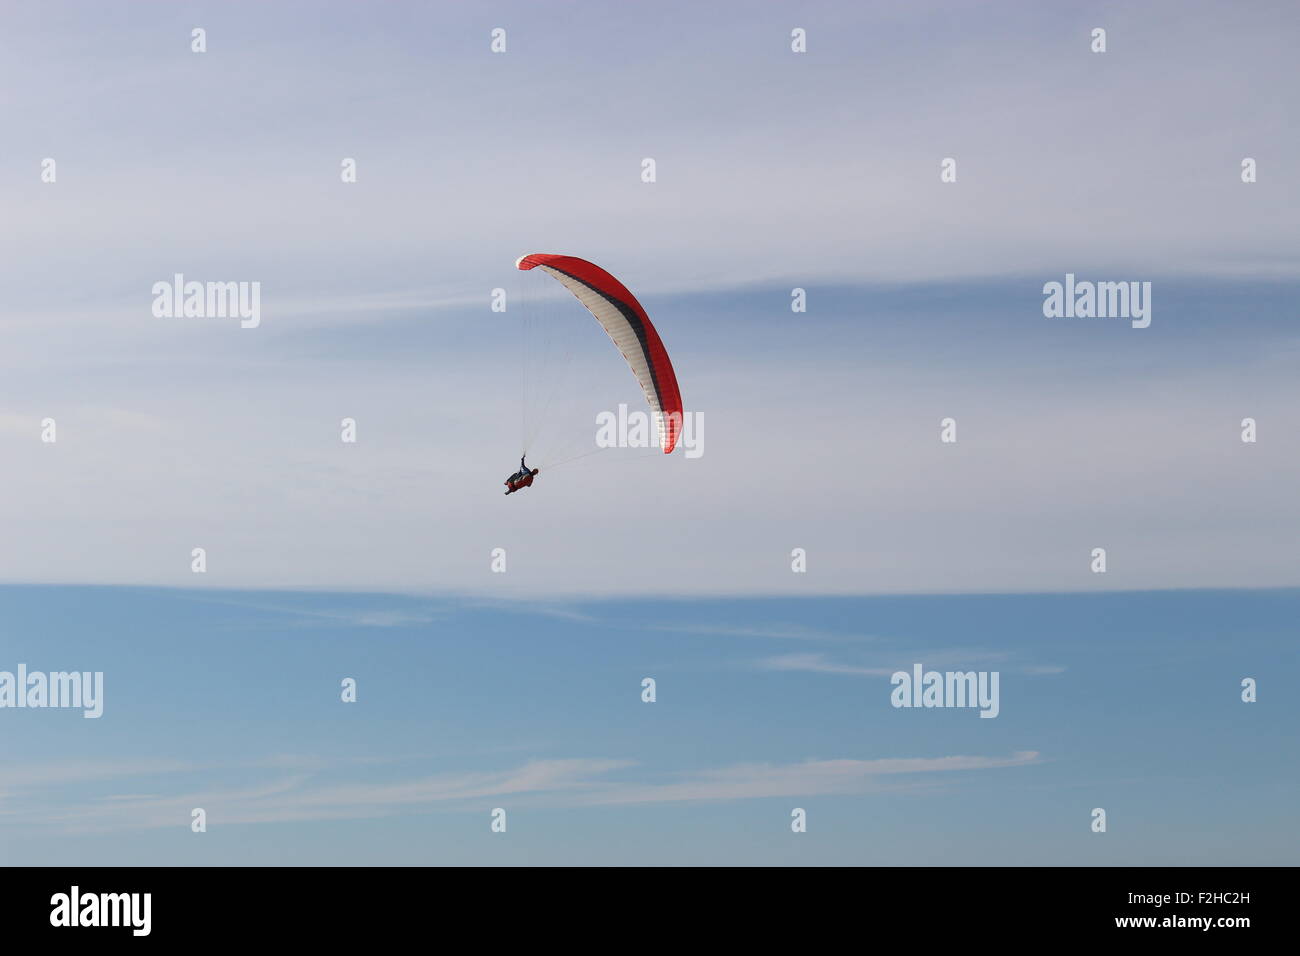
left=504, top=456, right=539, bottom=495
left=503, top=254, right=683, bottom=496
left=515, top=254, right=683, bottom=452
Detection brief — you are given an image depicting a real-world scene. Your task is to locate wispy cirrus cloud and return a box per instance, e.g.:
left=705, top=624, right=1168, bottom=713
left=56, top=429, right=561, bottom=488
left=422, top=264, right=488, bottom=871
left=462, top=598, right=602, bottom=625
left=757, top=652, right=1066, bottom=677
left=0, top=750, right=1039, bottom=833
left=650, top=623, right=876, bottom=643
left=757, top=653, right=896, bottom=676
left=574, top=752, right=1042, bottom=806
left=0, top=757, right=202, bottom=790
left=179, top=595, right=441, bottom=629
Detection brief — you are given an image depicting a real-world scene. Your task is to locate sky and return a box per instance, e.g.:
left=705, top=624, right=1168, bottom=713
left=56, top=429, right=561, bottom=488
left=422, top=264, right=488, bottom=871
left=1, top=585, right=1295, bottom=866
left=1, top=1, right=1297, bottom=865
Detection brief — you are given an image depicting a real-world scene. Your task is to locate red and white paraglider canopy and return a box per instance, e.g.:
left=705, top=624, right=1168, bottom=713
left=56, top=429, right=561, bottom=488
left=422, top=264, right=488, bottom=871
left=516, top=254, right=683, bottom=453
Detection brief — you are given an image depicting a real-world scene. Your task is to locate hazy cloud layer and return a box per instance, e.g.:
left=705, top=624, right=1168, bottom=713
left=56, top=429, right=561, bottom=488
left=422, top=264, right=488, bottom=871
left=3, top=2, right=1297, bottom=596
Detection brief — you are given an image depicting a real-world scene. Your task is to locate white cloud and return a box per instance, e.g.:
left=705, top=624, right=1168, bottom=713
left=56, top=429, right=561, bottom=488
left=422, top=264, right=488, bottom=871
left=758, top=653, right=896, bottom=676
left=758, top=652, right=1065, bottom=677
left=0, top=751, right=1040, bottom=832
left=576, top=752, right=1043, bottom=806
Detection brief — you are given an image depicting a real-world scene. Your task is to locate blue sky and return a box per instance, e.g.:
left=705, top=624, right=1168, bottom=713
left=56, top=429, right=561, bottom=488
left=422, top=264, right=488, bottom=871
left=1, top=585, right=1295, bottom=865
left=2, top=2, right=1298, bottom=864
